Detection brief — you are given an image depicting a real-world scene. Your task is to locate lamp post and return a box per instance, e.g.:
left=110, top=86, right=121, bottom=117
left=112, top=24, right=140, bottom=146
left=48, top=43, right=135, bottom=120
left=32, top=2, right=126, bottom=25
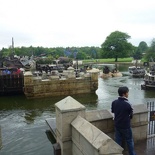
left=76, top=58, right=78, bottom=70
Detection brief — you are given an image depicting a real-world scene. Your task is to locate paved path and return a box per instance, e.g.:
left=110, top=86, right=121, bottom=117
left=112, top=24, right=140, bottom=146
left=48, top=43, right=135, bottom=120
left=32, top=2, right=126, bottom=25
left=123, top=137, right=155, bottom=155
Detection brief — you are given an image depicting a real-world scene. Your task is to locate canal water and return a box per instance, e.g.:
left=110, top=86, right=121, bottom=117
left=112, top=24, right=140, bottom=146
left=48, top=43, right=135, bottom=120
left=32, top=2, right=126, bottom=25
left=0, top=64, right=155, bottom=155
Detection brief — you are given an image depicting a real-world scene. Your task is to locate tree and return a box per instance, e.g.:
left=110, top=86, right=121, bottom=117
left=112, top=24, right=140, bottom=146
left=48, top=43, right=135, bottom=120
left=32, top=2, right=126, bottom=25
left=132, top=50, right=143, bottom=60
left=137, top=41, right=148, bottom=53
left=132, top=41, right=148, bottom=60
left=101, top=31, right=133, bottom=62
left=145, top=38, right=155, bottom=61
left=76, top=51, right=87, bottom=59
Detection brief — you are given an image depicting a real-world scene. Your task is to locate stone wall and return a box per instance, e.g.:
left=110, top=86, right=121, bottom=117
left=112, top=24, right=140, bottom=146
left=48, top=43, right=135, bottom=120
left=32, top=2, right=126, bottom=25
left=131, top=104, right=149, bottom=143
left=71, top=116, right=123, bottom=155
left=53, top=96, right=148, bottom=155
left=86, top=109, right=114, bottom=138
left=85, top=104, right=148, bottom=143
left=54, top=96, right=123, bottom=155
left=24, top=71, right=98, bottom=99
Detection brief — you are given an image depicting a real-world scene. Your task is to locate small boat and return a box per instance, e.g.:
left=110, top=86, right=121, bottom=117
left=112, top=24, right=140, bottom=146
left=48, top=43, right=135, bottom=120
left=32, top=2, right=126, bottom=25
left=141, top=72, right=155, bottom=90
left=100, top=66, right=122, bottom=78
left=112, top=71, right=123, bottom=77
left=128, top=66, right=146, bottom=78
left=141, top=64, right=155, bottom=90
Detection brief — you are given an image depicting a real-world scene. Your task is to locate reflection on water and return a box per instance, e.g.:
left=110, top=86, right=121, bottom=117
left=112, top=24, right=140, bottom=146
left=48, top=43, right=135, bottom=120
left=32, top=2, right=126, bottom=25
left=0, top=64, right=155, bottom=155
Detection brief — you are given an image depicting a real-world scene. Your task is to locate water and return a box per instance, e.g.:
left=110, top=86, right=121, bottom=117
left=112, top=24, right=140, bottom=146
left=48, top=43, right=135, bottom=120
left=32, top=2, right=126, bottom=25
left=0, top=64, right=155, bottom=155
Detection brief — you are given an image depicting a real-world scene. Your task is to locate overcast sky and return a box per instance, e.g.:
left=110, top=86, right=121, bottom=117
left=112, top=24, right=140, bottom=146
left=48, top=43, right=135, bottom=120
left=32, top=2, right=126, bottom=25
left=0, top=0, right=155, bottom=49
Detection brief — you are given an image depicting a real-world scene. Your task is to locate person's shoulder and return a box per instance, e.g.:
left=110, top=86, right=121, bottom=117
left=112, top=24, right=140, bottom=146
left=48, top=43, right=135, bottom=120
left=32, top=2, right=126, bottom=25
left=112, top=98, right=118, bottom=102
left=124, top=100, right=133, bottom=109
left=124, top=99, right=131, bottom=105
left=112, top=99, right=118, bottom=104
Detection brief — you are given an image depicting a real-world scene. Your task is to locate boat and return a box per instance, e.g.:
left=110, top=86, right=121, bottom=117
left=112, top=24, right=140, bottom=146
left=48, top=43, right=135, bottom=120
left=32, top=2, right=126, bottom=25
left=141, top=72, right=155, bottom=89
left=128, top=66, right=146, bottom=78
left=141, top=64, right=155, bottom=90
left=100, top=65, right=122, bottom=78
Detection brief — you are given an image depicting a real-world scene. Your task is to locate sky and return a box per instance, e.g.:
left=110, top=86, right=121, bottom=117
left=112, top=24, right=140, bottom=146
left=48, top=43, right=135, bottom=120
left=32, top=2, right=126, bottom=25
left=0, top=0, right=155, bottom=50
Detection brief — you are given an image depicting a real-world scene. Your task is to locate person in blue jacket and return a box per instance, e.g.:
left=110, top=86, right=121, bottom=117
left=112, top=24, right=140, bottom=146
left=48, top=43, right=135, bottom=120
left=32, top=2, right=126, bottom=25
left=111, top=86, right=136, bottom=155
left=3, top=69, right=11, bottom=75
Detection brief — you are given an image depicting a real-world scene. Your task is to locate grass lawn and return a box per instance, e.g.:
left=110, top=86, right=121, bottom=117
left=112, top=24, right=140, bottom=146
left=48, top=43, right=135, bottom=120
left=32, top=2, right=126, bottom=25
left=83, top=58, right=133, bottom=63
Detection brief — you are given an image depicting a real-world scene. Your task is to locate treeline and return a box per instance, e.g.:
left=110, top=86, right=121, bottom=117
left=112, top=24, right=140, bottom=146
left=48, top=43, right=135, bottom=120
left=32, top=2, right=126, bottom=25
left=0, top=31, right=155, bottom=62
left=0, top=46, right=102, bottom=60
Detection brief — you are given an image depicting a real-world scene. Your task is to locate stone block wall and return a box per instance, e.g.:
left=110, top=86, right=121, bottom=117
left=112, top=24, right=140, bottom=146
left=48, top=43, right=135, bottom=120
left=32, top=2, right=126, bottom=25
left=71, top=116, right=123, bottom=155
left=131, top=104, right=148, bottom=143
left=86, top=109, right=114, bottom=134
left=85, top=104, right=148, bottom=143
left=53, top=96, right=148, bottom=155
left=54, top=96, right=123, bottom=155
left=24, top=71, right=98, bottom=99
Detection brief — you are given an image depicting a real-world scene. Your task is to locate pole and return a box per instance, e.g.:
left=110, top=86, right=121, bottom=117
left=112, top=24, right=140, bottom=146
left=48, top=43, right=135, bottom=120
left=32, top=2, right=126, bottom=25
left=76, top=58, right=78, bottom=70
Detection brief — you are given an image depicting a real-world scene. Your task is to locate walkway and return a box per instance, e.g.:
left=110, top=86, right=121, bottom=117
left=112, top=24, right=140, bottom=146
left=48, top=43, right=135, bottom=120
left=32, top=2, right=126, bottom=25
left=123, top=136, right=155, bottom=155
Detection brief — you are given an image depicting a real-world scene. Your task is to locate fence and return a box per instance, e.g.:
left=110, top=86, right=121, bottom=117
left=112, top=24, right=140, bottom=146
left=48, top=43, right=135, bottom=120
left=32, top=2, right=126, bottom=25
left=0, top=73, right=24, bottom=94
left=147, top=101, right=155, bottom=137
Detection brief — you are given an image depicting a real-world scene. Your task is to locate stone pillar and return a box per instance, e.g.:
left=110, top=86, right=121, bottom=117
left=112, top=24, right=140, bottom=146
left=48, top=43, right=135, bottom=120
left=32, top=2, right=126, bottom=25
left=90, top=72, right=98, bottom=81
left=88, top=69, right=99, bottom=91
left=55, top=96, right=86, bottom=155
left=24, top=71, right=34, bottom=98
left=0, top=126, right=2, bottom=150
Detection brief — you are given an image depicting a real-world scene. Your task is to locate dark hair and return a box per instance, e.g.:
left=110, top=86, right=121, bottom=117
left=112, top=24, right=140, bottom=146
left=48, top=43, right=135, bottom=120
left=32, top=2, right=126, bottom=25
left=118, top=86, right=129, bottom=96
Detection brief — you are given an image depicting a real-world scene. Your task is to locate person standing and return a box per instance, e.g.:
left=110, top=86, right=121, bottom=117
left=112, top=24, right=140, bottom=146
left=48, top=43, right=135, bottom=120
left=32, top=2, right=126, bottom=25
left=111, top=86, right=136, bottom=155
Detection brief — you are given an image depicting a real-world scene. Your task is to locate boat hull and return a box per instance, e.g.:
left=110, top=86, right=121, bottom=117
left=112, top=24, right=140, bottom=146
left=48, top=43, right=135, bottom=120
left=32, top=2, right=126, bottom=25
left=141, top=73, right=155, bottom=90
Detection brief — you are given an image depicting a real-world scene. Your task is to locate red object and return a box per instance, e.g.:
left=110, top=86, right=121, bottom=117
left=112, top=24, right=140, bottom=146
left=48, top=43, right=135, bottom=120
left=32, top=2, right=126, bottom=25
left=16, top=69, right=21, bottom=74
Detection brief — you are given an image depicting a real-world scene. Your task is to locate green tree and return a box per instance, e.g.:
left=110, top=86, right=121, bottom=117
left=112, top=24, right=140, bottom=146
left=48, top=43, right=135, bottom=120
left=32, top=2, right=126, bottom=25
left=145, top=38, right=155, bottom=61
left=76, top=51, right=87, bottom=59
left=101, top=31, right=133, bottom=62
left=132, top=41, right=148, bottom=60
left=1, top=48, right=9, bottom=57
left=138, top=41, right=148, bottom=53
left=133, top=50, right=143, bottom=60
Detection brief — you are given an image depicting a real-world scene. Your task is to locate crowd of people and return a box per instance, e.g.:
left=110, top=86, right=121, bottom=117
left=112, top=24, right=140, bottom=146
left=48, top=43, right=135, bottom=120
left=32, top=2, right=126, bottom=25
left=0, top=68, right=22, bottom=75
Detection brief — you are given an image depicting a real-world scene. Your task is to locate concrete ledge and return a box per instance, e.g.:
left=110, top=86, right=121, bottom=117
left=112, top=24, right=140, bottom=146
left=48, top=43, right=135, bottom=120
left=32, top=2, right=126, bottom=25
left=45, top=118, right=56, bottom=140
left=86, top=109, right=113, bottom=122
left=133, top=104, right=148, bottom=114
left=71, top=116, right=123, bottom=155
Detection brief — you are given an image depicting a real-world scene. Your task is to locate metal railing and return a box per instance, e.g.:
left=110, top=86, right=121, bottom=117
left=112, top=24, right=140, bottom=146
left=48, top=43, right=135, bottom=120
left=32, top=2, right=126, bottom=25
left=0, top=73, right=24, bottom=94
left=147, top=101, right=155, bottom=137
